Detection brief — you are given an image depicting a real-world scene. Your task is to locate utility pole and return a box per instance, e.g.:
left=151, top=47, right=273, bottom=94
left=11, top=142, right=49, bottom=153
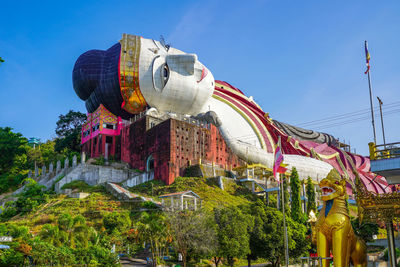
left=377, top=97, right=386, bottom=148
left=280, top=174, right=289, bottom=267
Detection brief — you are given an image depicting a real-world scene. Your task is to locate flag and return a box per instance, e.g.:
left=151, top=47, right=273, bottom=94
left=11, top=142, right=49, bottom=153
left=273, top=136, right=288, bottom=182
left=377, top=96, right=383, bottom=106
left=364, top=41, right=370, bottom=74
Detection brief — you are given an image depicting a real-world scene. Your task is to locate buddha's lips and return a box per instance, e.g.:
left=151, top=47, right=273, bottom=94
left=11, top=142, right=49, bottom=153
left=321, top=187, right=335, bottom=196
left=197, top=67, right=208, bottom=83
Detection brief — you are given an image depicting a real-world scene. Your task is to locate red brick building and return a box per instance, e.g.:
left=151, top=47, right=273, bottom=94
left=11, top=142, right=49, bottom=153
left=120, top=115, right=244, bottom=185
left=81, top=108, right=244, bottom=185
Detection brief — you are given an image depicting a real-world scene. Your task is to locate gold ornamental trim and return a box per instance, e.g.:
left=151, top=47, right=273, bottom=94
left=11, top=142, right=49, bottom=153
left=356, top=187, right=400, bottom=223
left=342, top=152, right=400, bottom=223
left=119, top=34, right=147, bottom=114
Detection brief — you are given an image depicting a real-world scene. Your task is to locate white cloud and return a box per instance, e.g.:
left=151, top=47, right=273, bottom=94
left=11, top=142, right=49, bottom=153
left=168, top=1, right=218, bottom=49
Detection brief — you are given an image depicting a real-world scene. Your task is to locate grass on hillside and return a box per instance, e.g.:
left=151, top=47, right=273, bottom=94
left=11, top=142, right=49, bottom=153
left=6, top=190, right=131, bottom=235
left=6, top=177, right=258, bottom=234
left=61, top=180, right=106, bottom=193
left=128, top=176, right=259, bottom=211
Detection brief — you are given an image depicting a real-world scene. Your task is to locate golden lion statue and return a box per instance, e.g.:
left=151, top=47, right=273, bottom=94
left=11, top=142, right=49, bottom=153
left=313, top=169, right=367, bottom=267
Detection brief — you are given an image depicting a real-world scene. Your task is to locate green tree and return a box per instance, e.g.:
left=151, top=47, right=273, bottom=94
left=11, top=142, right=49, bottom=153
left=72, top=214, right=90, bottom=248
left=39, top=224, right=61, bottom=246
left=136, top=211, right=170, bottom=267
left=57, top=213, right=91, bottom=248
left=248, top=199, right=269, bottom=266
left=279, top=175, right=290, bottom=216
left=167, top=210, right=216, bottom=267
left=103, top=212, right=131, bottom=234
left=73, top=245, right=119, bottom=266
left=31, top=240, right=60, bottom=266
left=306, top=177, right=316, bottom=215
left=0, top=173, right=26, bottom=194
left=290, top=167, right=303, bottom=223
left=54, top=110, right=86, bottom=152
left=15, top=179, right=47, bottom=214
left=0, top=248, right=25, bottom=266
left=0, top=127, right=27, bottom=174
left=0, top=178, right=48, bottom=220
left=56, top=246, right=76, bottom=266
left=58, top=213, right=74, bottom=232
left=214, top=206, right=253, bottom=267
left=250, top=205, right=309, bottom=267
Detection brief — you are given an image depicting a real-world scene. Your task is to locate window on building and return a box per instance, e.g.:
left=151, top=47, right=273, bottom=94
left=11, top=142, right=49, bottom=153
left=105, top=124, right=114, bottom=129
left=92, top=124, right=100, bottom=132
left=83, top=130, right=90, bottom=137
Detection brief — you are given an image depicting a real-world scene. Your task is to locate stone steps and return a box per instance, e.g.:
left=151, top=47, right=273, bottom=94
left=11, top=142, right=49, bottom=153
left=105, top=182, right=162, bottom=207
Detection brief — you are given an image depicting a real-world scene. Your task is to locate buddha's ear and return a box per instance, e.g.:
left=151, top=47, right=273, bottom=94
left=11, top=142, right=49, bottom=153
left=166, top=54, right=197, bottom=75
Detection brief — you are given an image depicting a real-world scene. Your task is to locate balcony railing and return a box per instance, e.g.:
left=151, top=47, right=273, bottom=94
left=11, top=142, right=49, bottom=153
left=369, top=141, right=400, bottom=160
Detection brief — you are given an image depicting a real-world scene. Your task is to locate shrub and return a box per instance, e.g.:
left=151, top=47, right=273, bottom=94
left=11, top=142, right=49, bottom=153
left=61, top=180, right=91, bottom=191
left=92, top=157, right=105, bottom=166
left=103, top=212, right=131, bottom=234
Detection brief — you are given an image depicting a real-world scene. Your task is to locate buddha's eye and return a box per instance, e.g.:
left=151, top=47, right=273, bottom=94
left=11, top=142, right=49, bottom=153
left=335, top=181, right=340, bottom=185
left=162, top=64, right=169, bottom=87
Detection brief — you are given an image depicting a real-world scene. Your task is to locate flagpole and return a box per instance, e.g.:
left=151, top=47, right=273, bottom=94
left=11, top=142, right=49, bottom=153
left=367, top=69, right=377, bottom=145
left=377, top=97, right=386, bottom=149
left=274, top=136, right=289, bottom=266
left=280, top=173, right=289, bottom=267
left=365, top=41, right=377, bottom=145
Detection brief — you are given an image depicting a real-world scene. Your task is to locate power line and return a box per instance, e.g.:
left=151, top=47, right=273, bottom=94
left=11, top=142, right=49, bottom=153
left=295, top=101, right=400, bottom=128
left=295, top=101, right=400, bottom=127
left=313, top=108, right=400, bottom=130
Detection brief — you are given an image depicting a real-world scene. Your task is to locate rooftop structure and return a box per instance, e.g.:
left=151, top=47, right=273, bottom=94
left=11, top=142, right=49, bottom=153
left=159, top=190, right=201, bottom=211
left=81, top=105, right=121, bottom=159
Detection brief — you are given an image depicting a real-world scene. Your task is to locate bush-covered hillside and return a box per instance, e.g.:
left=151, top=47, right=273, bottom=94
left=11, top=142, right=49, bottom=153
left=0, top=175, right=308, bottom=266
left=128, top=176, right=259, bottom=211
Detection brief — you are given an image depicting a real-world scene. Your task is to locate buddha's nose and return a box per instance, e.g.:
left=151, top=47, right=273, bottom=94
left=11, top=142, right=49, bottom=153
left=166, top=54, right=197, bottom=75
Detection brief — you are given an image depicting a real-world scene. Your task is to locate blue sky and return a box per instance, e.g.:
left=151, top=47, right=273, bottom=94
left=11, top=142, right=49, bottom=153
left=0, top=0, right=399, bottom=155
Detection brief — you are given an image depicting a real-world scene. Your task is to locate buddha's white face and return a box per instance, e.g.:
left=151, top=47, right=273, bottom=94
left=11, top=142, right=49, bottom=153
left=138, top=37, right=215, bottom=115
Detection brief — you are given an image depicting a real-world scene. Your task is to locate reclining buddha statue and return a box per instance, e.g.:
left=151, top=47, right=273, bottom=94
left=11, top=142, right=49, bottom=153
left=72, top=33, right=390, bottom=194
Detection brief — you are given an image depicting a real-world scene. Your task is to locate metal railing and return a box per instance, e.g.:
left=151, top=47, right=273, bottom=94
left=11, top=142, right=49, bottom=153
left=369, top=141, right=400, bottom=160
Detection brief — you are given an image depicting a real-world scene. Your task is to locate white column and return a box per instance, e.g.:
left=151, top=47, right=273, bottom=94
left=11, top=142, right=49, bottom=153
left=180, top=195, right=184, bottom=210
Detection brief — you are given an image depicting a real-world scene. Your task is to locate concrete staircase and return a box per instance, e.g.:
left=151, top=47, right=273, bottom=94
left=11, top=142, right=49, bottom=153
left=105, top=182, right=161, bottom=207
left=53, top=164, right=154, bottom=193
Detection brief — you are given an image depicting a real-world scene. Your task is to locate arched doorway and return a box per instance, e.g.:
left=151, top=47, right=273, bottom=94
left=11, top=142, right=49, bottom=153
left=146, top=155, right=154, bottom=172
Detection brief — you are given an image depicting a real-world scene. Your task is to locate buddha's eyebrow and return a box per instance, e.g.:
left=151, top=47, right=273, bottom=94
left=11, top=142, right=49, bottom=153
left=148, top=48, right=159, bottom=54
